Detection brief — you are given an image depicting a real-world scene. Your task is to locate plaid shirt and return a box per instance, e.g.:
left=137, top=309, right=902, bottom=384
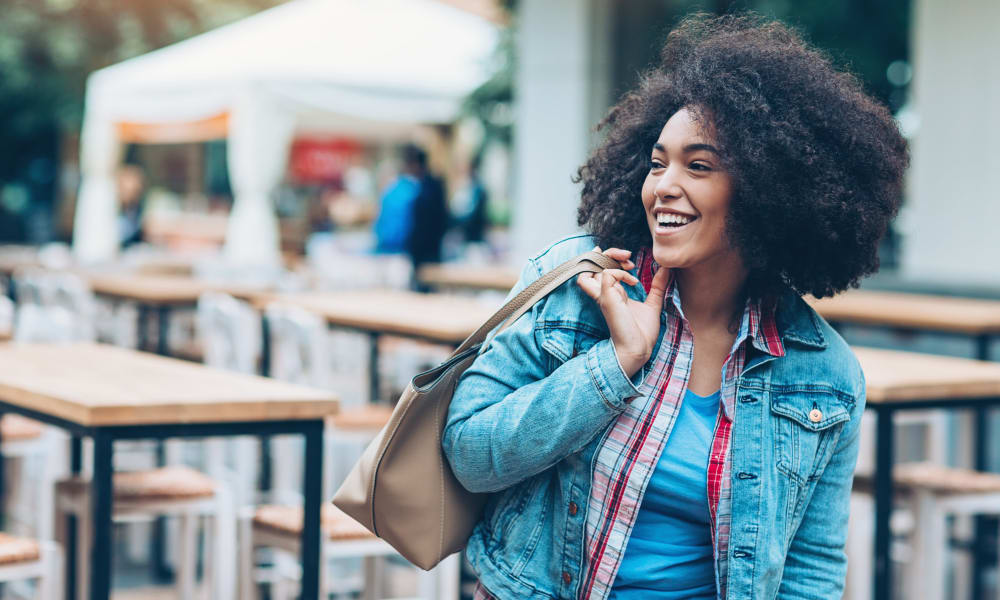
left=476, top=250, right=784, bottom=600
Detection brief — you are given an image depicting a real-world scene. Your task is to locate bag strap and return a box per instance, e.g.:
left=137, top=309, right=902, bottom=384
left=453, top=250, right=622, bottom=356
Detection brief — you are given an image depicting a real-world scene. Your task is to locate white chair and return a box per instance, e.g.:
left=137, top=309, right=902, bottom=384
left=0, top=295, right=13, bottom=339
left=893, top=463, right=1000, bottom=600
left=250, top=303, right=456, bottom=600
left=54, top=466, right=236, bottom=600
left=845, top=410, right=951, bottom=600
left=239, top=503, right=460, bottom=600
left=195, top=292, right=262, bottom=506
left=1, top=415, right=66, bottom=545
left=0, top=532, right=62, bottom=600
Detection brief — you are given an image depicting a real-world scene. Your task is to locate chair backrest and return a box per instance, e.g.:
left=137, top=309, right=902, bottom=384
left=0, top=296, right=13, bottom=338
left=196, top=292, right=261, bottom=374
left=49, top=272, right=97, bottom=341
left=13, top=304, right=77, bottom=342
left=264, top=303, right=333, bottom=392
left=12, top=268, right=57, bottom=306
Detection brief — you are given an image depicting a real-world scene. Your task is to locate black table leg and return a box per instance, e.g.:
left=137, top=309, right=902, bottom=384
left=973, top=335, right=993, bottom=600
left=156, top=306, right=171, bottom=357
left=151, top=306, right=173, bottom=580
left=300, top=419, right=324, bottom=600
left=137, top=306, right=149, bottom=352
left=873, top=405, right=895, bottom=600
left=90, top=431, right=114, bottom=600
left=369, top=333, right=380, bottom=403
left=67, top=436, right=82, bottom=600
left=0, top=409, right=5, bottom=532
left=259, top=314, right=273, bottom=492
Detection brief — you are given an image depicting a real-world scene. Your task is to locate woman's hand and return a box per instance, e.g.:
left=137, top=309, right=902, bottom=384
left=576, top=247, right=671, bottom=378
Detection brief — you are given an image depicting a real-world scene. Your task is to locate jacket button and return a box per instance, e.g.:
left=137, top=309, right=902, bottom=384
left=568, top=502, right=578, bottom=516
left=562, top=571, right=572, bottom=584
left=809, top=408, right=823, bottom=423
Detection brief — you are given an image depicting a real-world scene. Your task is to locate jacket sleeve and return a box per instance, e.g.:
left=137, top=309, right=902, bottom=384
left=777, top=375, right=866, bottom=598
left=442, top=257, right=642, bottom=494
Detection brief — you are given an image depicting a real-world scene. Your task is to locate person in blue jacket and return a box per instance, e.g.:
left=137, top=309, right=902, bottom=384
left=443, top=13, right=908, bottom=600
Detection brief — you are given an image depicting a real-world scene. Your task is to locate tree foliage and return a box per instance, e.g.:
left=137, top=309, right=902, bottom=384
left=0, top=0, right=279, bottom=192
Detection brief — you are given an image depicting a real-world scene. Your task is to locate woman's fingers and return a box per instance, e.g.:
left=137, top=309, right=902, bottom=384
left=576, top=272, right=600, bottom=299
left=644, top=265, right=671, bottom=307
left=601, top=247, right=634, bottom=270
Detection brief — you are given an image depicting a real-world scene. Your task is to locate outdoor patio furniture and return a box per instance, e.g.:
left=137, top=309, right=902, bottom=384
left=0, top=342, right=337, bottom=600
left=54, top=465, right=235, bottom=600
left=252, top=289, right=498, bottom=402
left=238, top=503, right=459, bottom=600
left=416, top=262, right=519, bottom=293
left=854, top=346, right=1000, bottom=600
left=0, top=414, right=64, bottom=544
left=0, top=532, right=62, bottom=600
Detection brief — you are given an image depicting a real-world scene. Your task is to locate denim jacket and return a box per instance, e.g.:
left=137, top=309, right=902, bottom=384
left=443, top=233, right=866, bottom=600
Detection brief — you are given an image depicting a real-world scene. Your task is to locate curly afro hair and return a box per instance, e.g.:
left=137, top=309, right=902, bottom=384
left=575, top=13, right=909, bottom=300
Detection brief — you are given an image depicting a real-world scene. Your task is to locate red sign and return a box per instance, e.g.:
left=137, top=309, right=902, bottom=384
left=288, top=138, right=362, bottom=184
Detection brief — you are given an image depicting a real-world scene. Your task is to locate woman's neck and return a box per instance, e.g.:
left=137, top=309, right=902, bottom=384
left=673, top=256, right=748, bottom=333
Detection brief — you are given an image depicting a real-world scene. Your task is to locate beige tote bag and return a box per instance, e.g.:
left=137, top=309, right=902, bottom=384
left=333, top=250, right=621, bottom=570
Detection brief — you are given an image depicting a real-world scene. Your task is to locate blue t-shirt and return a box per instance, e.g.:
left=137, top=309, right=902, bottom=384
left=609, top=388, right=720, bottom=599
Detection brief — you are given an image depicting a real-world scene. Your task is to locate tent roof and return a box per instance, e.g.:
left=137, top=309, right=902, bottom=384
left=87, top=0, right=498, bottom=126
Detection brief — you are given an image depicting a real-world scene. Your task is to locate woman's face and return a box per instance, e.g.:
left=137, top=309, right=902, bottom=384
left=641, top=107, right=742, bottom=274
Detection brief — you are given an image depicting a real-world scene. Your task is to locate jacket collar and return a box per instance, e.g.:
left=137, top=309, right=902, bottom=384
left=774, top=289, right=827, bottom=349
left=632, top=248, right=826, bottom=351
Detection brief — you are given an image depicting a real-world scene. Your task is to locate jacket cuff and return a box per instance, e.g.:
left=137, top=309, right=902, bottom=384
left=587, top=339, right=644, bottom=410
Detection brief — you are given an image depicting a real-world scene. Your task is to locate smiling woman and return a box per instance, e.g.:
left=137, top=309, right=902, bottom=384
left=444, top=13, right=907, bottom=600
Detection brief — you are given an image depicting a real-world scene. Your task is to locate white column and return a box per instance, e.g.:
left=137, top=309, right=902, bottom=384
left=223, top=93, right=295, bottom=267
left=900, top=0, right=1000, bottom=284
left=509, top=0, right=613, bottom=265
left=72, top=110, right=121, bottom=264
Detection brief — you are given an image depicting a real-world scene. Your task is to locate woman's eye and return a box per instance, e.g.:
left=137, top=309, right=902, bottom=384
left=649, top=160, right=665, bottom=170
left=689, top=162, right=711, bottom=171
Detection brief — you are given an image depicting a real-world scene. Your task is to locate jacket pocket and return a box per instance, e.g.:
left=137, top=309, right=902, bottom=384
left=771, top=389, right=852, bottom=487
left=538, top=321, right=606, bottom=372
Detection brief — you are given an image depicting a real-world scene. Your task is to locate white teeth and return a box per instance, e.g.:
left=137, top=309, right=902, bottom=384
left=656, top=213, right=694, bottom=226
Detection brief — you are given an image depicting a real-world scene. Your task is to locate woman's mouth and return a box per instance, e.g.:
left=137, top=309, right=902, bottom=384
left=653, top=212, right=698, bottom=236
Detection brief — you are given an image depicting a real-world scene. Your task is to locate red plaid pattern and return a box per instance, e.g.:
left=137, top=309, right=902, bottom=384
left=576, top=250, right=784, bottom=600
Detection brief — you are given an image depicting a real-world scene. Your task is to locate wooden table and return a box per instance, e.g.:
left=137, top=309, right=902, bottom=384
left=416, top=263, right=519, bottom=293
left=87, top=273, right=269, bottom=356
left=256, top=290, right=499, bottom=401
left=857, top=346, right=1000, bottom=599
left=810, top=290, right=1000, bottom=357
left=0, top=342, right=338, bottom=600
left=811, top=290, right=1000, bottom=597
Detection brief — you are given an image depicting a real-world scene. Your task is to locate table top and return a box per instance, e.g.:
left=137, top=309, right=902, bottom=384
left=856, top=346, right=1000, bottom=404
left=86, top=273, right=269, bottom=306
left=416, top=263, right=519, bottom=292
left=257, top=289, right=500, bottom=344
left=0, top=246, right=43, bottom=276
left=0, top=343, right=338, bottom=426
left=809, top=290, right=1000, bottom=336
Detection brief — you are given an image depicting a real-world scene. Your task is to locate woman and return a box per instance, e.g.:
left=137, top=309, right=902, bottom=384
left=443, top=14, right=907, bottom=599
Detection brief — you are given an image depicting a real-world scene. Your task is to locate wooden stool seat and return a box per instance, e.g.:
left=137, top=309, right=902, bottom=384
left=58, top=466, right=217, bottom=501
left=855, top=462, right=1000, bottom=497
left=0, top=532, right=40, bottom=565
left=0, top=414, right=44, bottom=442
left=253, top=504, right=375, bottom=541
left=327, top=405, right=393, bottom=431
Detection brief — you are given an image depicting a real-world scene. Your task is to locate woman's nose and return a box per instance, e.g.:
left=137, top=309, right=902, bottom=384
left=653, top=165, right=683, bottom=199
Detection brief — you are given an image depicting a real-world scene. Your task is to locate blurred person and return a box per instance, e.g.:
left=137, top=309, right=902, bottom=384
left=452, top=155, right=489, bottom=244
left=406, top=146, right=448, bottom=269
left=443, top=14, right=907, bottom=600
left=117, top=164, right=147, bottom=248
left=373, top=144, right=424, bottom=254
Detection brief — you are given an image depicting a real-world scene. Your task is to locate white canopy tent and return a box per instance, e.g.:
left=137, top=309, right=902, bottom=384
left=73, top=0, right=498, bottom=265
